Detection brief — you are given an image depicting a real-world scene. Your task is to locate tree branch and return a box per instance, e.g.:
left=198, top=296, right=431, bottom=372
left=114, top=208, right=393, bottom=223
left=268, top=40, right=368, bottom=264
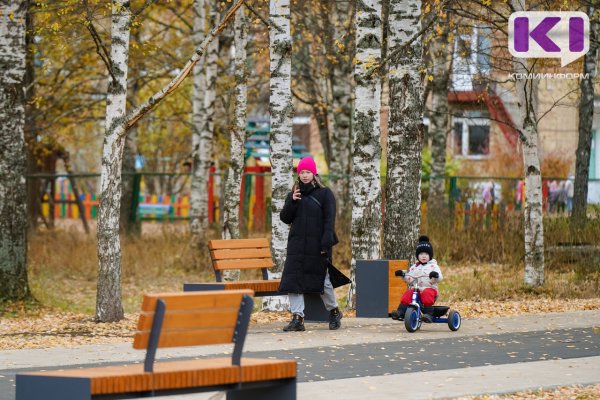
left=243, top=0, right=284, bottom=33
left=123, top=0, right=244, bottom=133
left=368, top=0, right=451, bottom=78
left=82, top=0, right=115, bottom=81
left=291, top=88, right=316, bottom=105
left=133, top=0, right=158, bottom=17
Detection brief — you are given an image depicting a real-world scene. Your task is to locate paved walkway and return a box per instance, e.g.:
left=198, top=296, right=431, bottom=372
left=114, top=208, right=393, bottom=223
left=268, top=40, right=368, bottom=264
left=1, top=310, right=599, bottom=399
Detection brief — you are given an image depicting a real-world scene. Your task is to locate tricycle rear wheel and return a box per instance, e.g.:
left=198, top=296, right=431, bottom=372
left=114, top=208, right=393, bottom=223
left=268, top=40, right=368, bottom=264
left=448, top=309, right=461, bottom=331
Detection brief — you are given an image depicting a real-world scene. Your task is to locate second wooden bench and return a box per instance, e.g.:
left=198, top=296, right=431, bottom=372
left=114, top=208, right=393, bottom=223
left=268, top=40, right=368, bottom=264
left=184, top=238, right=330, bottom=321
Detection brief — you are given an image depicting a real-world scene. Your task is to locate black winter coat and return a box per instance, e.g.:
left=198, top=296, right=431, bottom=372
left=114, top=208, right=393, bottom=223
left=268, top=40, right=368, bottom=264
left=278, top=183, right=338, bottom=294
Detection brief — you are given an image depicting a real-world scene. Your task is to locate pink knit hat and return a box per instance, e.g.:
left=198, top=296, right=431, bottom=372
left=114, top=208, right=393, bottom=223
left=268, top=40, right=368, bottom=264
left=297, top=157, right=317, bottom=175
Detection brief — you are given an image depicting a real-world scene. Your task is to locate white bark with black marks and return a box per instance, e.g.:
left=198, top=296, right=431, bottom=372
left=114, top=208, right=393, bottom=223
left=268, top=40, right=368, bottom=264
left=427, top=19, right=453, bottom=213
left=511, top=0, right=544, bottom=287
left=573, top=2, right=599, bottom=225
left=348, top=0, right=383, bottom=307
left=191, top=0, right=218, bottom=247
left=0, top=0, right=29, bottom=301
left=190, top=0, right=208, bottom=244
left=383, top=0, right=424, bottom=261
left=330, top=0, right=354, bottom=217
left=265, top=0, right=292, bottom=311
left=96, top=0, right=131, bottom=322
left=221, top=7, right=249, bottom=281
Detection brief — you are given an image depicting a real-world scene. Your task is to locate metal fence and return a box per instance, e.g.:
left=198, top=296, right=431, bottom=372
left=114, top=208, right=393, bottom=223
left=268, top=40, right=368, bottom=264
left=27, top=172, right=598, bottom=233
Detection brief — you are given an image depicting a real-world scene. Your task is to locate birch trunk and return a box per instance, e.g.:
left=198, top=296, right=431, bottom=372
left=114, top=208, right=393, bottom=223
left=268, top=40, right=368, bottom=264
left=348, top=0, right=383, bottom=307
left=0, top=0, right=29, bottom=300
left=383, top=0, right=424, bottom=261
left=511, top=0, right=544, bottom=287
left=96, top=0, right=131, bottom=322
left=119, top=121, right=138, bottom=234
left=572, top=2, right=599, bottom=226
left=220, top=7, right=249, bottom=281
left=25, top=7, right=40, bottom=230
left=264, top=0, right=292, bottom=311
left=427, top=19, right=452, bottom=214
left=190, top=0, right=210, bottom=247
left=330, top=0, right=354, bottom=218
left=120, top=31, right=141, bottom=236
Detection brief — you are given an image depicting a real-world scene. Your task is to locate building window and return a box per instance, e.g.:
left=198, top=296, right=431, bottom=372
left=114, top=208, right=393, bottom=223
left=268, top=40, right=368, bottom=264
left=452, top=26, right=493, bottom=91
left=452, top=116, right=490, bottom=158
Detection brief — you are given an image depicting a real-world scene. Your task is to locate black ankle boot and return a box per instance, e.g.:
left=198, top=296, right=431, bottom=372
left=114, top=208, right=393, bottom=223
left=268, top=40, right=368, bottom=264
left=421, top=306, right=434, bottom=323
left=283, top=314, right=305, bottom=332
left=329, top=307, right=343, bottom=330
left=391, top=304, right=407, bottom=321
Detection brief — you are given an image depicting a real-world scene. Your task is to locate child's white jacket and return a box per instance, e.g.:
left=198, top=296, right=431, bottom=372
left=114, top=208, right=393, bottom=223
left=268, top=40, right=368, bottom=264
left=405, top=259, right=443, bottom=291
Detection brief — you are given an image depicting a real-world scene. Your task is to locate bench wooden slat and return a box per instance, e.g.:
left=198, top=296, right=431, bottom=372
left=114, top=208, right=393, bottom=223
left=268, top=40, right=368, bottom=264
left=222, top=279, right=280, bottom=293
left=210, top=248, right=272, bottom=260
left=22, top=358, right=296, bottom=395
left=214, top=258, right=274, bottom=271
left=136, top=308, right=239, bottom=331
left=208, top=238, right=270, bottom=250
left=140, top=290, right=252, bottom=312
left=133, top=327, right=235, bottom=349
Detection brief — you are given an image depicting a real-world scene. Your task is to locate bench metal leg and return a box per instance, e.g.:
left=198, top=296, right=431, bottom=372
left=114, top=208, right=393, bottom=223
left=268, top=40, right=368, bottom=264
left=226, top=378, right=296, bottom=400
left=304, top=293, right=329, bottom=322
left=16, top=375, right=91, bottom=400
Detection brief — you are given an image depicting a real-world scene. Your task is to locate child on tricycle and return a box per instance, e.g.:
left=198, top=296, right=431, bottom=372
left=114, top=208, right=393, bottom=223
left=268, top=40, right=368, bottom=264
left=391, top=235, right=461, bottom=332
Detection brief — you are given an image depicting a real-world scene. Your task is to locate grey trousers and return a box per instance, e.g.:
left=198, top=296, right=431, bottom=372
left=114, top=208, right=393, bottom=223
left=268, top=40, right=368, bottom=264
left=288, top=270, right=338, bottom=317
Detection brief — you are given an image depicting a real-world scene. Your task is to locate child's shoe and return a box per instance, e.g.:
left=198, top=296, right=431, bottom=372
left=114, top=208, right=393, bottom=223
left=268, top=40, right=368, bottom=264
left=421, top=306, right=435, bottom=323
left=391, top=304, right=407, bottom=321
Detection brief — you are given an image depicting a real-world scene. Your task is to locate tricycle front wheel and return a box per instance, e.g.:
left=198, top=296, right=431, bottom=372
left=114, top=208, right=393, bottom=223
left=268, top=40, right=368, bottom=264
left=404, top=307, right=421, bottom=332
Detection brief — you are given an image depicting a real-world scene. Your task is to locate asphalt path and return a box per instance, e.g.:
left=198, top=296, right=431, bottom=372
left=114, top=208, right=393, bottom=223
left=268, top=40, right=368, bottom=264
left=1, top=326, right=598, bottom=400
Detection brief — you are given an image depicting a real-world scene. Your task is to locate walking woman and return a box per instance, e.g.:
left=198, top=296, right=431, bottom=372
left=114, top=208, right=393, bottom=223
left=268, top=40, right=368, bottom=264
left=279, top=156, right=342, bottom=332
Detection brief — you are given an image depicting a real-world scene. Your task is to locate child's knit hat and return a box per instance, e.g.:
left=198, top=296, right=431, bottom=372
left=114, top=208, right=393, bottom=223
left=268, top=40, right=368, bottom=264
left=415, top=235, right=433, bottom=260
left=297, top=157, right=317, bottom=175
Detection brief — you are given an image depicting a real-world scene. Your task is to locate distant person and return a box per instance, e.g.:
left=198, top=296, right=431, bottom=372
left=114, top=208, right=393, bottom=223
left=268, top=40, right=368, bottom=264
left=548, top=180, right=558, bottom=213
left=279, top=156, right=342, bottom=332
left=565, top=176, right=574, bottom=213
left=516, top=180, right=524, bottom=210
left=390, top=235, right=443, bottom=323
left=557, top=181, right=567, bottom=214
left=482, top=181, right=494, bottom=207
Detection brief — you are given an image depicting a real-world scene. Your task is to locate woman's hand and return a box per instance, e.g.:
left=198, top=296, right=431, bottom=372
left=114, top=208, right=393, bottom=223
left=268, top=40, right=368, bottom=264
left=292, top=187, right=301, bottom=201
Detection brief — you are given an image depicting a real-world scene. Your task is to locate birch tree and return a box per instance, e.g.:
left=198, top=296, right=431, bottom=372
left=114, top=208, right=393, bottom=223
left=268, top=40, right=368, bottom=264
left=220, top=7, right=249, bottom=281
left=510, top=0, right=544, bottom=286
left=427, top=12, right=453, bottom=214
left=0, top=0, right=29, bottom=301
left=349, top=0, right=383, bottom=306
left=94, top=0, right=243, bottom=322
left=191, top=0, right=219, bottom=248
left=265, top=0, right=292, bottom=310
left=330, top=0, right=354, bottom=218
left=190, top=0, right=208, bottom=247
left=572, top=0, right=600, bottom=226
left=383, top=0, right=425, bottom=261
left=96, top=0, right=132, bottom=322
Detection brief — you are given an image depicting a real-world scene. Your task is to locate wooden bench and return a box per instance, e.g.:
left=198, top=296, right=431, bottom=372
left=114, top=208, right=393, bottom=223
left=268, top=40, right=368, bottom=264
left=184, top=238, right=280, bottom=296
left=16, top=290, right=297, bottom=400
left=184, top=238, right=330, bottom=321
